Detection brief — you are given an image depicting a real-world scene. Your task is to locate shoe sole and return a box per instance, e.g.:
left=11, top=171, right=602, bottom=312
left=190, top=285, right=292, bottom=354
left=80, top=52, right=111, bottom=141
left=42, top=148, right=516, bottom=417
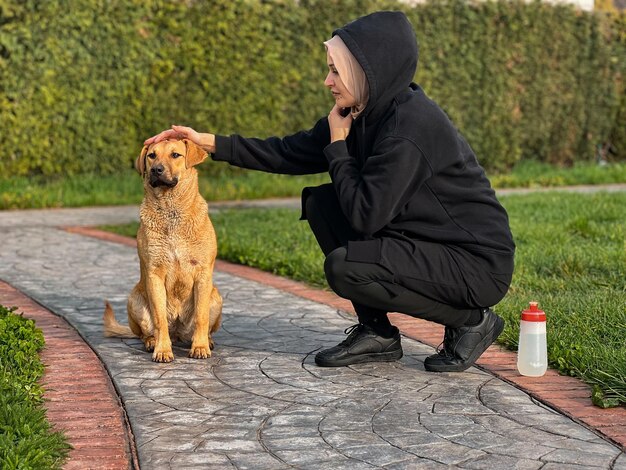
left=424, top=315, right=505, bottom=373
left=315, top=348, right=403, bottom=367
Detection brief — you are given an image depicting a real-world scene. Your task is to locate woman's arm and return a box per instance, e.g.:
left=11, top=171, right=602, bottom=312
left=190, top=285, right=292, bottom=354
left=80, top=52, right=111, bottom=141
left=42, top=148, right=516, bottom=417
left=324, top=136, right=432, bottom=236
left=145, top=121, right=331, bottom=175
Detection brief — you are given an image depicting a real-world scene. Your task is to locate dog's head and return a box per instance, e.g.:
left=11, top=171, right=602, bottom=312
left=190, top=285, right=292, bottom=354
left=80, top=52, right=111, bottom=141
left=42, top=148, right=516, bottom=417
left=135, top=139, right=208, bottom=189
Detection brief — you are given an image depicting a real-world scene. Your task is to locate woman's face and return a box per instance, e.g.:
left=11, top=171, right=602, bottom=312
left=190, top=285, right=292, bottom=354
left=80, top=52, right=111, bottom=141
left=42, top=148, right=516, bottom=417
left=324, top=50, right=357, bottom=109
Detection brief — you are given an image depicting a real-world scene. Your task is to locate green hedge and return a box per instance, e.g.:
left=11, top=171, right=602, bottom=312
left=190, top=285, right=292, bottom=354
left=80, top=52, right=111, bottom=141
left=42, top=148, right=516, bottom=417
left=1, top=0, right=624, bottom=177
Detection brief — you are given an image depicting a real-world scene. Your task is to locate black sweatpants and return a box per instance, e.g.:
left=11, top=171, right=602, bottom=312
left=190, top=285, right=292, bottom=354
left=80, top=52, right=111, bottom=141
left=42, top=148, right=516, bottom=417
left=303, top=184, right=512, bottom=330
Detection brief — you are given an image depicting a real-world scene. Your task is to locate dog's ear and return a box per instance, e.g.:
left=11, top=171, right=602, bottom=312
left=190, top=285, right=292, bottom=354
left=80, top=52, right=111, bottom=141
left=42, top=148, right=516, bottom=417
left=135, top=146, right=148, bottom=175
left=183, top=139, right=208, bottom=168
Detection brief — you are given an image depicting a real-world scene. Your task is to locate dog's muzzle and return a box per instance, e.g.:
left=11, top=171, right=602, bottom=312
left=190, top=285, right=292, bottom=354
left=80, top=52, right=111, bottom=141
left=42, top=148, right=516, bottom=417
left=149, top=164, right=178, bottom=188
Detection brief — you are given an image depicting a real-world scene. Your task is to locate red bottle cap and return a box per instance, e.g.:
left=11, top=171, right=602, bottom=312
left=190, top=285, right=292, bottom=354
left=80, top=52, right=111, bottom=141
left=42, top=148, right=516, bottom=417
left=521, top=301, right=546, bottom=322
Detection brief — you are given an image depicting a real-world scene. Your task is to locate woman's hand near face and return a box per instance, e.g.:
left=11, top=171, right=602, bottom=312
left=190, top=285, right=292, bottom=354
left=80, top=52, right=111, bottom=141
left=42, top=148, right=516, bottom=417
left=328, top=105, right=353, bottom=143
left=144, top=125, right=216, bottom=153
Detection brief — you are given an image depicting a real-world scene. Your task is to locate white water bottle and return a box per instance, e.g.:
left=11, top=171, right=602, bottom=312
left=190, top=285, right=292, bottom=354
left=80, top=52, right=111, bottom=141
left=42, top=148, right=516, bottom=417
left=517, top=301, right=547, bottom=377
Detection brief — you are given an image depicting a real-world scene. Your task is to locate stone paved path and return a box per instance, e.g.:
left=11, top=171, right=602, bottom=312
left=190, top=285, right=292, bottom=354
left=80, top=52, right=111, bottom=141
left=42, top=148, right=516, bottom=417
left=1, top=204, right=625, bottom=469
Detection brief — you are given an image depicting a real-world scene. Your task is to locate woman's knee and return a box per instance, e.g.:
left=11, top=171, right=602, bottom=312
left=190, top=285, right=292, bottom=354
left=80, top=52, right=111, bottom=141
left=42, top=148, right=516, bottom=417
left=324, top=247, right=351, bottom=296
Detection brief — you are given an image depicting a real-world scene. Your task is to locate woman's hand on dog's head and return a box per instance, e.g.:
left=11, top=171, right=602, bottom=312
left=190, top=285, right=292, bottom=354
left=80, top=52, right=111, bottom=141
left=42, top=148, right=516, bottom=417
left=144, top=125, right=195, bottom=145
left=144, top=125, right=216, bottom=154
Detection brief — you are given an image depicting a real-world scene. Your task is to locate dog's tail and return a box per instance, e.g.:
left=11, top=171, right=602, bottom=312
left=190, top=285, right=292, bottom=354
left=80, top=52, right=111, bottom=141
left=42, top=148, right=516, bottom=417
left=103, top=301, right=137, bottom=338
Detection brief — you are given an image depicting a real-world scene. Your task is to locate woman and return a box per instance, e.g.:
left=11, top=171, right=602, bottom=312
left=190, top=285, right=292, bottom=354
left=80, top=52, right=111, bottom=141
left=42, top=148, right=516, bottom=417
left=145, top=11, right=515, bottom=373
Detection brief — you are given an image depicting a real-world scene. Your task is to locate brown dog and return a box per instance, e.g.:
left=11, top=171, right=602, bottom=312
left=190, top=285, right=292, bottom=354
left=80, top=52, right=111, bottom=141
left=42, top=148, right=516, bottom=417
left=103, top=139, right=222, bottom=362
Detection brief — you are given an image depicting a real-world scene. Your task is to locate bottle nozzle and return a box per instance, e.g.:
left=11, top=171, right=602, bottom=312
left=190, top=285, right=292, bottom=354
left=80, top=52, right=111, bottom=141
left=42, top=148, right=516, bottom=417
left=522, top=301, right=545, bottom=321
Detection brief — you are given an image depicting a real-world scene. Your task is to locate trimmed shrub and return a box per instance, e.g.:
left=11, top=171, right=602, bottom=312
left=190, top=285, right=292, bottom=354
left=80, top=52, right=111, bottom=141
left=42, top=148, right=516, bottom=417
left=0, top=305, right=70, bottom=469
left=1, top=0, right=624, bottom=177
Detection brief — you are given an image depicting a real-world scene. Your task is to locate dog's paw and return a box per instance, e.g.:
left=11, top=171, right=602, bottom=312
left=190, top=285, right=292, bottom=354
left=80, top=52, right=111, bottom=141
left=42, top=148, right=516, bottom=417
left=189, top=345, right=211, bottom=359
left=152, top=349, right=174, bottom=363
left=144, top=336, right=156, bottom=352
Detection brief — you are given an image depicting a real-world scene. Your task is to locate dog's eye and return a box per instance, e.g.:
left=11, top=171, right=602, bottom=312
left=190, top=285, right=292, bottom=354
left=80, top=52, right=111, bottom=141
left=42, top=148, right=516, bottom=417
left=171, top=152, right=182, bottom=159
left=147, top=153, right=156, bottom=159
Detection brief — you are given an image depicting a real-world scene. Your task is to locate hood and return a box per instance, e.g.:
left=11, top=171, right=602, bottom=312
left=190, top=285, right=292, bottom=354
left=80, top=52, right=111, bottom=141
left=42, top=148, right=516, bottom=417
left=332, top=11, right=418, bottom=121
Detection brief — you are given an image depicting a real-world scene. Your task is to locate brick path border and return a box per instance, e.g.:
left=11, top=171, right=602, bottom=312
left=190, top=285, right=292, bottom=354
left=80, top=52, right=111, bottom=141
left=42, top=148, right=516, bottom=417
left=0, top=280, right=138, bottom=470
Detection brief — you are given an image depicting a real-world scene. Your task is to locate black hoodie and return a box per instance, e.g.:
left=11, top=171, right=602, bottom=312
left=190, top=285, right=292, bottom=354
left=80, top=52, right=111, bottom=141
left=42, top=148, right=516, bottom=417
left=213, top=11, right=515, bottom=272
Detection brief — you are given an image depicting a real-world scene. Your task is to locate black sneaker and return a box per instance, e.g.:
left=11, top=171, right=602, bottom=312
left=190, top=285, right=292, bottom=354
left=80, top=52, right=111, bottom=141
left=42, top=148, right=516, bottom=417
left=315, top=323, right=403, bottom=367
left=424, top=308, right=504, bottom=373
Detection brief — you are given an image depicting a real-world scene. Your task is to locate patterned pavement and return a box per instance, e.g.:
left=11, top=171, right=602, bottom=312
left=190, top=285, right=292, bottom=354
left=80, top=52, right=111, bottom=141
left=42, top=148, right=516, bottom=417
left=0, top=204, right=624, bottom=469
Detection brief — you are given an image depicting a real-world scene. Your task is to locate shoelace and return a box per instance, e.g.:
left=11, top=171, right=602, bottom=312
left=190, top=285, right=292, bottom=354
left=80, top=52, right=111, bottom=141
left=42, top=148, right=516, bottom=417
left=435, top=327, right=456, bottom=358
left=339, top=324, right=365, bottom=347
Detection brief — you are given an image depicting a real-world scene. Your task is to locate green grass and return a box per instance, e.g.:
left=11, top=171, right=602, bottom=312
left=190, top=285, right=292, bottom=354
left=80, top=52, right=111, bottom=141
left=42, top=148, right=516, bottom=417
left=0, top=305, right=71, bottom=469
left=496, top=192, right=625, bottom=407
left=0, top=171, right=330, bottom=210
left=489, top=160, right=626, bottom=188
left=1, top=161, right=624, bottom=209
left=101, top=191, right=626, bottom=407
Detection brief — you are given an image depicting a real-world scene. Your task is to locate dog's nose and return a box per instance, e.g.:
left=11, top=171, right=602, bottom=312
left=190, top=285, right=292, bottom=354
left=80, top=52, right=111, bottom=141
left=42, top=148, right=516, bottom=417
left=151, top=164, right=164, bottom=176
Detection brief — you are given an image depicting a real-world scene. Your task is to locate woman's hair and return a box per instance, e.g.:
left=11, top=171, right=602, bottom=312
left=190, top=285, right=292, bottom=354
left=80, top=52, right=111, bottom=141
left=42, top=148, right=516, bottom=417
left=324, top=35, right=369, bottom=118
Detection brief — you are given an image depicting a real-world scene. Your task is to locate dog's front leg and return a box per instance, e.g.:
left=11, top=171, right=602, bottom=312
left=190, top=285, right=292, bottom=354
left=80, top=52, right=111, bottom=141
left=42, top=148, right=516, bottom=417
left=147, top=271, right=173, bottom=363
left=189, top=276, right=212, bottom=358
